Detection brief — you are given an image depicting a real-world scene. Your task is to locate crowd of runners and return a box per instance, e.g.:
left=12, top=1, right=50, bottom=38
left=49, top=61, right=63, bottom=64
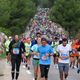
left=0, top=8, right=80, bottom=80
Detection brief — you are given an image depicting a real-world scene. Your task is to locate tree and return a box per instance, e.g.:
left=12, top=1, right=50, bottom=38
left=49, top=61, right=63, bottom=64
left=49, top=0, right=80, bottom=37
left=31, top=0, right=39, bottom=6
left=0, top=0, right=36, bottom=35
left=8, top=0, right=36, bottom=35
left=0, top=0, right=11, bottom=27
left=0, top=27, right=12, bottom=36
left=31, top=0, right=55, bottom=8
left=49, top=0, right=56, bottom=7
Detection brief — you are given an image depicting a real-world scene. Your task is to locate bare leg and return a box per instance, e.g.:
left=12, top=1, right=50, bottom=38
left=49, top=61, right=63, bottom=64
left=64, top=72, right=68, bottom=79
left=27, top=57, right=31, bottom=70
left=40, top=77, right=45, bottom=80
left=34, top=66, right=38, bottom=80
left=59, top=72, right=64, bottom=80
left=45, top=78, right=48, bottom=80
left=37, top=66, right=40, bottom=80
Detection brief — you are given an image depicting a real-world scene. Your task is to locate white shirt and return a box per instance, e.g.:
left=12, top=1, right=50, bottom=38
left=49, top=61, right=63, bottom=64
left=57, top=44, right=72, bottom=63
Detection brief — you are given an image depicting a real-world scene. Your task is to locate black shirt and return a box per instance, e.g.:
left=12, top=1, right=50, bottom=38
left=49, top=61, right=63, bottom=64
left=9, top=40, right=25, bottom=59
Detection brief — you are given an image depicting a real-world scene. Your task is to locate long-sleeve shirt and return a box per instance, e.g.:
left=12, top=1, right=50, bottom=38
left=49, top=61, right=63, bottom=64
left=9, top=40, right=25, bottom=59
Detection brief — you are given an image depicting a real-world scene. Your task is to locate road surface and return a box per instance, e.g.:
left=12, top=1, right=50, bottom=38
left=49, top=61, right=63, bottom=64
left=0, top=59, right=80, bottom=80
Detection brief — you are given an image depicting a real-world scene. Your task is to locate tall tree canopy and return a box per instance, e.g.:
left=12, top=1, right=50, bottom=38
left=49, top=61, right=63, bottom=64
left=0, top=0, right=36, bottom=35
left=49, top=0, right=80, bottom=37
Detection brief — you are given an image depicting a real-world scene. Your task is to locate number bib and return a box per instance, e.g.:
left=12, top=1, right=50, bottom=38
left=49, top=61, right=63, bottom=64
left=13, top=48, right=19, bottom=55
left=61, top=53, right=68, bottom=60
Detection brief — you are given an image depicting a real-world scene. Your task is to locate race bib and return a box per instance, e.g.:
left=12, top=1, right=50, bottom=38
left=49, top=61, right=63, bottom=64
left=13, top=48, right=19, bottom=55
left=61, top=53, right=68, bottom=60
left=42, top=56, right=47, bottom=60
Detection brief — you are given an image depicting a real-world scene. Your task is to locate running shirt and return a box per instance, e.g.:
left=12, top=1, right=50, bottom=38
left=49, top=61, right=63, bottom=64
left=51, top=41, right=59, bottom=53
left=57, top=44, right=72, bottom=63
left=77, top=46, right=80, bottom=57
left=9, top=40, right=25, bottom=57
left=31, top=44, right=40, bottom=59
left=38, top=44, right=53, bottom=65
left=31, top=39, right=37, bottom=47
left=12, top=41, right=21, bottom=55
left=25, top=43, right=31, bottom=56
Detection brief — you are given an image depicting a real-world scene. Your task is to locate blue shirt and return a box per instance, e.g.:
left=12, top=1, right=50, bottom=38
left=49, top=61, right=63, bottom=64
left=31, top=44, right=40, bottom=59
left=31, top=40, right=37, bottom=47
left=38, top=44, right=53, bottom=65
left=47, top=40, right=52, bottom=45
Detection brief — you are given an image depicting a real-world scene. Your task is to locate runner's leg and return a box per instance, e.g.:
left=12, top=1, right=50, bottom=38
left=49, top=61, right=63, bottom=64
left=11, top=59, right=16, bottom=80
left=33, top=59, right=39, bottom=80
left=58, top=63, right=64, bottom=80
left=40, top=64, right=45, bottom=80
left=64, top=64, right=69, bottom=79
left=15, top=58, right=21, bottom=80
left=27, top=55, right=31, bottom=70
left=45, top=65, right=50, bottom=80
left=37, top=65, right=40, bottom=80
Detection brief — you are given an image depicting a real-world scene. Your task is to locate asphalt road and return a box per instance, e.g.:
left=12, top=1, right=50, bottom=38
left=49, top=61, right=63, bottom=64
left=0, top=59, right=80, bottom=80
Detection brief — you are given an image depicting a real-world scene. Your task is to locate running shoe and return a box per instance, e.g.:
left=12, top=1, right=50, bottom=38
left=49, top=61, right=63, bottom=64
left=26, top=70, right=32, bottom=74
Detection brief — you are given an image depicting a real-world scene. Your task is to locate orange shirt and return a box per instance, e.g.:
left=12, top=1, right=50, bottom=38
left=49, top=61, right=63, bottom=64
left=71, top=44, right=78, bottom=49
left=71, top=44, right=79, bottom=57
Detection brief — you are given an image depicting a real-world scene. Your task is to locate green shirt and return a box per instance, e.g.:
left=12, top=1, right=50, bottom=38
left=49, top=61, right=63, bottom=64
left=24, top=43, right=31, bottom=56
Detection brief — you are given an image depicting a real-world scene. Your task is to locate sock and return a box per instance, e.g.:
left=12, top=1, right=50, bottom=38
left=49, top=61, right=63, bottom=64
left=15, top=72, right=19, bottom=80
left=11, top=71, right=15, bottom=80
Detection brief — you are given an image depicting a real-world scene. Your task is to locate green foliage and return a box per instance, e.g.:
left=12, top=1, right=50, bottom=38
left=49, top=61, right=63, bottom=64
left=31, top=0, right=39, bottom=6
left=0, top=0, right=36, bottom=35
left=0, top=0, right=11, bottom=27
left=0, top=27, right=12, bottom=36
left=31, top=0, right=55, bottom=8
left=48, top=0, right=56, bottom=7
left=49, top=0, right=80, bottom=37
left=39, top=0, right=50, bottom=8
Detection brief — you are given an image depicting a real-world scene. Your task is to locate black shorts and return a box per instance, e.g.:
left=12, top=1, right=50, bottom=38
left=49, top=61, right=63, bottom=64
left=6, top=51, right=9, bottom=55
left=53, top=54, right=57, bottom=57
left=40, top=64, right=50, bottom=78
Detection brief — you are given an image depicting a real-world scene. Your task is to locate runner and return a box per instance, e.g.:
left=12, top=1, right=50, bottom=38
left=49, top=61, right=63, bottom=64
left=38, top=38, right=53, bottom=80
left=52, top=37, right=59, bottom=68
left=57, top=38, right=72, bottom=80
left=0, top=45, right=4, bottom=76
left=70, top=41, right=78, bottom=69
left=24, top=37, right=31, bottom=70
left=8, top=35, right=26, bottom=80
left=4, top=37, right=11, bottom=63
left=31, top=38, right=41, bottom=80
left=77, top=40, right=80, bottom=73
